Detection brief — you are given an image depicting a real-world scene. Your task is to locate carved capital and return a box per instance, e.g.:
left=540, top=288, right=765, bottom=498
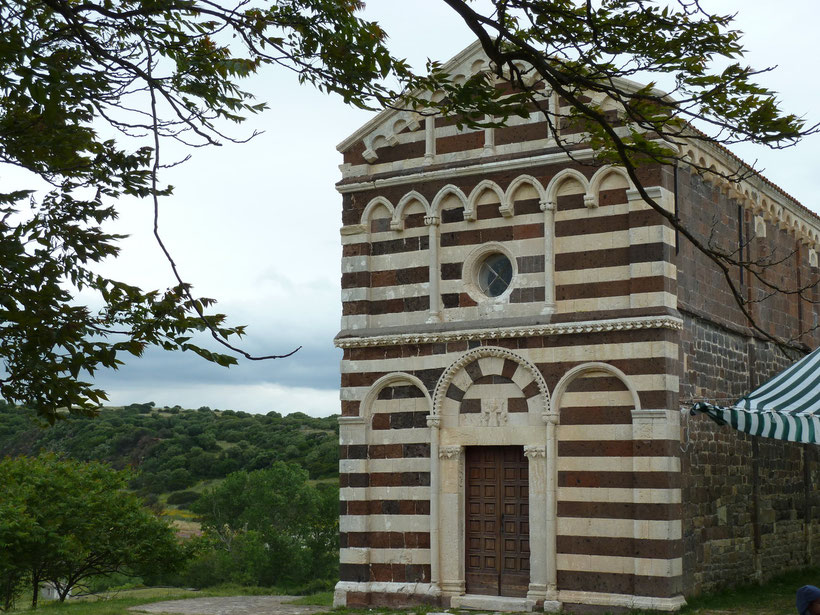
left=424, top=215, right=440, bottom=227
left=524, top=445, right=546, bottom=459
left=439, top=445, right=463, bottom=460
left=426, top=415, right=441, bottom=429
left=583, top=194, right=598, bottom=208
left=541, top=412, right=559, bottom=425
left=540, top=199, right=556, bottom=212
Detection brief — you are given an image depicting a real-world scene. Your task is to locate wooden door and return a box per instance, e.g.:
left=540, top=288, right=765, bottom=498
left=465, top=446, right=530, bottom=597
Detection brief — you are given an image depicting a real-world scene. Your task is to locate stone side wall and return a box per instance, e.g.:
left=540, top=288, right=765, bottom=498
left=679, top=314, right=820, bottom=596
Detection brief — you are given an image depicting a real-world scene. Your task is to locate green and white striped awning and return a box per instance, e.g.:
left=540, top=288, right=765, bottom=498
left=692, top=346, right=820, bottom=445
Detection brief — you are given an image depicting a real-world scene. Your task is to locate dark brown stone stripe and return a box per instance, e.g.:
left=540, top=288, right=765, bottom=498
left=441, top=262, right=462, bottom=279
left=341, top=499, right=431, bottom=515
left=339, top=472, right=431, bottom=488
left=557, top=535, right=683, bottom=559
left=465, top=361, right=483, bottom=382
left=367, top=266, right=429, bottom=288
left=342, top=242, right=370, bottom=257
left=377, top=385, right=426, bottom=400
left=508, top=397, right=528, bottom=412
left=502, top=359, right=519, bottom=379
left=559, top=406, right=635, bottom=425
left=369, top=563, right=431, bottom=583
left=473, top=375, right=513, bottom=384
left=446, top=383, right=465, bottom=402
left=557, top=570, right=682, bottom=598
left=372, top=139, right=426, bottom=164
left=511, top=286, right=546, bottom=303
left=555, top=242, right=670, bottom=270
left=437, top=131, right=484, bottom=155
left=495, top=121, right=550, bottom=146
left=341, top=531, right=430, bottom=549
left=558, top=501, right=682, bottom=521
left=558, top=440, right=679, bottom=457
left=339, top=443, right=430, bottom=460
left=344, top=296, right=433, bottom=317
left=556, top=213, right=628, bottom=237
left=372, top=411, right=428, bottom=430
left=522, top=380, right=541, bottom=399
left=566, top=376, right=630, bottom=393
left=556, top=276, right=673, bottom=301
left=371, top=234, right=429, bottom=256
left=347, top=590, right=436, bottom=608
left=461, top=398, right=481, bottom=413
left=558, top=471, right=680, bottom=489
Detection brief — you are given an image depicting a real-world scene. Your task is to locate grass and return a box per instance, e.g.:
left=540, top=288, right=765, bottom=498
left=287, top=591, right=335, bottom=606
left=677, top=566, right=820, bottom=615
left=9, top=568, right=819, bottom=615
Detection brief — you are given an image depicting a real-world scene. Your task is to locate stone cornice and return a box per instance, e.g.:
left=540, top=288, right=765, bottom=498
left=334, top=315, right=682, bottom=349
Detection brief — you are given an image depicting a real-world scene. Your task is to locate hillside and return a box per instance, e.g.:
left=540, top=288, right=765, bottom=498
left=0, top=401, right=339, bottom=499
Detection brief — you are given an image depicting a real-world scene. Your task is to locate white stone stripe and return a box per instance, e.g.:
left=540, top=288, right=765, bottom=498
left=340, top=514, right=430, bottom=533
left=557, top=590, right=685, bottom=612
left=339, top=340, right=678, bottom=374
left=366, top=429, right=432, bottom=444
left=558, top=518, right=682, bottom=540
left=340, top=548, right=431, bottom=565
left=555, top=262, right=676, bottom=284
left=558, top=487, right=681, bottom=504
left=341, top=486, right=430, bottom=501
left=557, top=424, right=677, bottom=441
left=334, top=581, right=438, bottom=601
left=558, top=457, right=680, bottom=472
left=369, top=283, right=429, bottom=301
left=340, top=458, right=431, bottom=473
left=555, top=292, right=677, bottom=314
left=557, top=554, right=682, bottom=576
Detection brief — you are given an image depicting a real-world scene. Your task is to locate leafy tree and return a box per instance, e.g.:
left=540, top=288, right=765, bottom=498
left=1, top=0, right=816, bottom=421
left=0, top=454, right=184, bottom=606
left=421, top=0, right=818, bottom=349
left=192, top=463, right=338, bottom=586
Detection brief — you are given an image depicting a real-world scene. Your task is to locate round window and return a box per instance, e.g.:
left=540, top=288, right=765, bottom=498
left=477, top=253, right=513, bottom=297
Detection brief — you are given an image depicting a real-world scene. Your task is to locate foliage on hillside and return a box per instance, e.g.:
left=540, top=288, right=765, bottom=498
left=0, top=401, right=339, bottom=499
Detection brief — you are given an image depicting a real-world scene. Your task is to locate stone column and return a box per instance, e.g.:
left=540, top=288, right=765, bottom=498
left=540, top=199, right=556, bottom=316
left=524, top=445, right=548, bottom=603
left=424, top=116, right=435, bottom=164
left=426, top=215, right=442, bottom=323
left=543, top=413, right=561, bottom=611
left=427, top=415, right=442, bottom=589
left=438, top=445, right=465, bottom=596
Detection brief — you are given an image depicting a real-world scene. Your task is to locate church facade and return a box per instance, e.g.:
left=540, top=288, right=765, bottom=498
left=333, top=43, right=820, bottom=612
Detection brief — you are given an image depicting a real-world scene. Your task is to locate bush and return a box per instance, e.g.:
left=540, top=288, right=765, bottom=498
left=166, top=490, right=201, bottom=506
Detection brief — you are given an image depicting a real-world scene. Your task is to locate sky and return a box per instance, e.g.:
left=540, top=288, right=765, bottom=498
left=85, top=1, right=820, bottom=417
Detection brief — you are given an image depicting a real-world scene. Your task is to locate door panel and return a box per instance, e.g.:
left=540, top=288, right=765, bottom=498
left=465, top=446, right=530, bottom=597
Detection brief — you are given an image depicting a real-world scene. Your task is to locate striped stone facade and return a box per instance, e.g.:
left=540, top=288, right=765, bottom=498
left=334, top=43, right=820, bottom=612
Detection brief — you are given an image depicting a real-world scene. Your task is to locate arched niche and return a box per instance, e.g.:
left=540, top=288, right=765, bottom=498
left=361, top=372, right=432, bottom=427
left=551, top=361, right=641, bottom=423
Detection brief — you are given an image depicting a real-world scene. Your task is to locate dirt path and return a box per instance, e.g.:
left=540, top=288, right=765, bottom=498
left=130, top=595, right=328, bottom=615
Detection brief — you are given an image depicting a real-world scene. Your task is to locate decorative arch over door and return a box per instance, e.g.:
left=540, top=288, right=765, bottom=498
left=427, top=346, right=559, bottom=611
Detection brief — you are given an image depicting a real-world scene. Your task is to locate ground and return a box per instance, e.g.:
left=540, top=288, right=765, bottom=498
left=130, top=595, right=325, bottom=615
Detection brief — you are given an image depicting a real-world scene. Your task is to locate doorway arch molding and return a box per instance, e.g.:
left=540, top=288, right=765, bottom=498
left=427, top=346, right=559, bottom=610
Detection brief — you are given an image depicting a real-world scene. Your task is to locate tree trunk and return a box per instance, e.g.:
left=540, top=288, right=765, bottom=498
left=30, top=573, right=39, bottom=609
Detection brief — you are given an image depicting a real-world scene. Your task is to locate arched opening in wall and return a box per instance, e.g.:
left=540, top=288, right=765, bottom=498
left=431, top=347, right=553, bottom=607
left=366, top=373, right=431, bottom=431
left=552, top=176, right=587, bottom=212
left=552, top=363, right=640, bottom=600
left=367, top=201, right=393, bottom=234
